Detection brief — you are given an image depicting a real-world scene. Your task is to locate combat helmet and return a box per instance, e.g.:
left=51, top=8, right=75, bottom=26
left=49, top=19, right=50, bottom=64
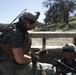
left=19, top=11, right=40, bottom=22
left=62, top=43, right=76, bottom=53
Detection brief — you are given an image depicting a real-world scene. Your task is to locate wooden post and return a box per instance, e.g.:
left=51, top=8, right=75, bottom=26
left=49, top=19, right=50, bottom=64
left=73, top=38, right=76, bottom=46
left=42, top=38, right=46, bottom=49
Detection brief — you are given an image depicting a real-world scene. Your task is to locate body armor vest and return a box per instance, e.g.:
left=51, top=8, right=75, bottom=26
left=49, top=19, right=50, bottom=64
left=0, top=32, right=31, bottom=58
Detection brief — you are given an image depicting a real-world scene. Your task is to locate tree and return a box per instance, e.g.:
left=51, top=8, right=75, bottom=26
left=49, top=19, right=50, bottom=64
left=43, top=0, right=76, bottom=24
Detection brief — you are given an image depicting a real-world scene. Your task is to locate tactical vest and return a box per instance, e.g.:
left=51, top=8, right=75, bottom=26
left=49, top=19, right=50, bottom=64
left=0, top=33, right=31, bottom=58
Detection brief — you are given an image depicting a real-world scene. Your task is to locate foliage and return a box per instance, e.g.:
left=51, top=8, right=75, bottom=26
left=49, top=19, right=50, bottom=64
left=34, top=16, right=76, bottom=31
left=43, top=0, right=76, bottom=24
left=69, top=16, right=76, bottom=21
left=0, top=23, right=8, bottom=32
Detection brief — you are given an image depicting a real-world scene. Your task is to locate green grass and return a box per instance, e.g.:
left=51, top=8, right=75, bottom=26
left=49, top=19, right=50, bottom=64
left=36, top=16, right=76, bottom=31
left=1, top=16, right=76, bottom=31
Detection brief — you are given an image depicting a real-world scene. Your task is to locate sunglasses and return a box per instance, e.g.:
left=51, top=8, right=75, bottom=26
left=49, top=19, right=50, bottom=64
left=27, top=19, right=35, bottom=24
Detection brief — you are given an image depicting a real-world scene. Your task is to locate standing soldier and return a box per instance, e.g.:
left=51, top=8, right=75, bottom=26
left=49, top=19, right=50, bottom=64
left=0, top=10, right=55, bottom=75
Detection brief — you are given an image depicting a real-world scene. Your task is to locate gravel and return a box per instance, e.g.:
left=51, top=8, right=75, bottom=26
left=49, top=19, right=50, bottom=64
left=31, top=38, right=73, bottom=46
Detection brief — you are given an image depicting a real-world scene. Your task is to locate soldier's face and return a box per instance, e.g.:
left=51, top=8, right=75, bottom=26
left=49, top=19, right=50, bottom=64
left=22, top=18, right=35, bottom=30
left=26, top=21, right=33, bottom=30
left=63, top=51, right=75, bottom=60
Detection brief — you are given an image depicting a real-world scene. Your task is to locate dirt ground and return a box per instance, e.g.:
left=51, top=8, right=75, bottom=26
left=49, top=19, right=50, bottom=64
left=31, top=38, right=73, bottom=46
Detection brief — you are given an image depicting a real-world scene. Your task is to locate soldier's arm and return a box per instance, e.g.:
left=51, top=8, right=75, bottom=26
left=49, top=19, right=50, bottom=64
left=12, top=47, right=32, bottom=64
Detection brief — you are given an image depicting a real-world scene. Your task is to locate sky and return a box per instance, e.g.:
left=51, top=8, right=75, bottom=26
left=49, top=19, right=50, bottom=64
left=0, top=0, right=47, bottom=24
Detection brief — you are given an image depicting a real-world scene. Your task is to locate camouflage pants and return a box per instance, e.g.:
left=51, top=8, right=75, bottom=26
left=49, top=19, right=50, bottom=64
left=0, top=61, right=55, bottom=75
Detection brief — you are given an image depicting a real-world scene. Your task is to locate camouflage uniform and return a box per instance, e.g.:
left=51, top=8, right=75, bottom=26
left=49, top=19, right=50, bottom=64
left=55, top=59, right=76, bottom=75
left=0, top=24, right=55, bottom=75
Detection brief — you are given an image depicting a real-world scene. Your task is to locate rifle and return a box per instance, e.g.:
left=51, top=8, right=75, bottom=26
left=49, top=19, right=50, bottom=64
left=52, top=59, right=76, bottom=74
left=1, top=8, right=27, bottom=35
left=0, top=8, right=27, bottom=43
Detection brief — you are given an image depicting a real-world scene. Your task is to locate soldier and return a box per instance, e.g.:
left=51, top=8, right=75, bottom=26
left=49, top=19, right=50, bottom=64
left=55, top=43, right=76, bottom=75
left=0, top=11, right=55, bottom=75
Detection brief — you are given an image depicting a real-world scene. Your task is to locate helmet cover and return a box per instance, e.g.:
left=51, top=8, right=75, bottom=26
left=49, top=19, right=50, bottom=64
left=62, top=43, right=76, bottom=53
left=19, top=11, right=40, bottom=22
